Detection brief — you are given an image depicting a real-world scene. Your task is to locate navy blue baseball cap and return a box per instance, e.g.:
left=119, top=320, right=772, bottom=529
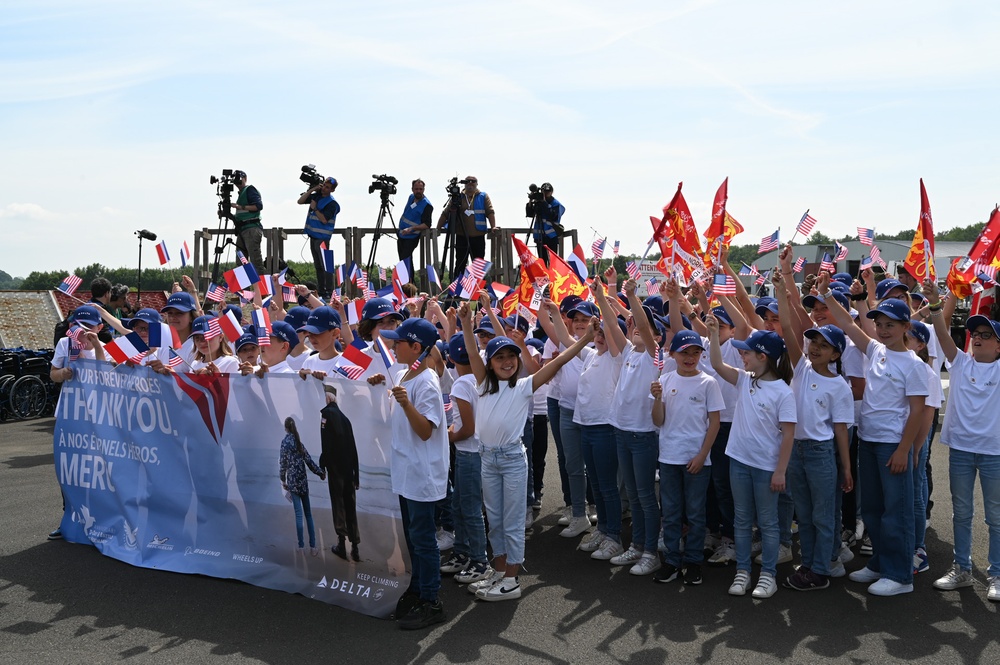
left=362, top=297, right=403, bottom=321
left=72, top=305, right=102, bottom=327
left=125, top=308, right=162, bottom=328
left=299, top=306, right=342, bottom=333
left=910, top=292, right=928, bottom=308
left=326, top=176, right=338, bottom=187
left=754, top=300, right=779, bottom=317
left=447, top=333, right=471, bottom=365
left=474, top=319, right=497, bottom=336
left=802, top=290, right=850, bottom=311
left=502, top=314, right=530, bottom=334
left=660, top=313, right=692, bottom=330
left=559, top=295, right=584, bottom=315
left=733, top=330, right=786, bottom=360
left=161, top=292, right=197, bottom=313
left=670, top=329, right=705, bottom=353
left=525, top=338, right=545, bottom=353
left=380, top=317, right=439, bottom=349
left=642, top=295, right=664, bottom=315
left=269, top=321, right=298, bottom=347
left=804, top=325, right=847, bottom=353
left=832, top=272, right=853, bottom=286
left=711, top=306, right=734, bottom=328
left=866, top=298, right=910, bottom=322
left=876, top=278, right=907, bottom=301
left=485, top=336, right=522, bottom=360
left=829, top=281, right=850, bottom=293
left=966, top=315, right=1000, bottom=338
left=283, top=306, right=312, bottom=331
left=908, top=321, right=931, bottom=345
left=616, top=292, right=631, bottom=310
left=235, top=331, right=259, bottom=351
left=570, top=301, right=600, bottom=320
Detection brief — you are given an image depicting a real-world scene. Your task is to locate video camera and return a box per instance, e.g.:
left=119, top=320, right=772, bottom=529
left=368, top=173, right=398, bottom=196
left=299, top=164, right=325, bottom=188
left=525, top=182, right=550, bottom=218
left=209, top=169, right=237, bottom=197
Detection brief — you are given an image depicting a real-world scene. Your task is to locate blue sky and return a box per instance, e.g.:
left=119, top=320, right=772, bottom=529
left=2, top=0, right=998, bottom=279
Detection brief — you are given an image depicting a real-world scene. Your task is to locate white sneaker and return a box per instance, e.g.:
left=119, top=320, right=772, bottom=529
left=838, top=544, right=855, bottom=564
left=657, top=535, right=667, bottom=553
left=455, top=562, right=493, bottom=584
left=752, top=573, right=778, bottom=599
left=708, top=538, right=736, bottom=565
left=729, top=570, right=751, bottom=596
left=587, top=505, right=598, bottom=525
left=755, top=543, right=792, bottom=565
left=988, top=576, right=1000, bottom=602
left=468, top=569, right=504, bottom=595
left=610, top=545, right=643, bottom=567
left=829, top=560, right=846, bottom=578
left=435, top=529, right=455, bottom=552
left=560, top=516, right=591, bottom=539
left=557, top=506, right=572, bottom=526
left=848, top=566, right=881, bottom=583
left=868, top=578, right=913, bottom=596
left=933, top=564, right=974, bottom=590
left=704, top=532, right=721, bottom=553
left=481, top=576, right=521, bottom=601
left=629, top=552, right=662, bottom=576
left=578, top=529, right=605, bottom=553
left=525, top=507, right=534, bottom=530
left=591, top=538, right=625, bottom=561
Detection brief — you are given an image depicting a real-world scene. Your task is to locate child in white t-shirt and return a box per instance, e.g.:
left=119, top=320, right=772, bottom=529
left=651, top=330, right=724, bottom=586
left=706, top=316, right=796, bottom=601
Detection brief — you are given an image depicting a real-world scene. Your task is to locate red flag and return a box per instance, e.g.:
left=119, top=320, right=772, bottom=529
left=948, top=206, right=1000, bottom=298
left=903, top=179, right=936, bottom=282
left=547, top=253, right=588, bottom=305
left=705, top=177, right=729, bottom=244
left=512, top=236, right=549, bottom=282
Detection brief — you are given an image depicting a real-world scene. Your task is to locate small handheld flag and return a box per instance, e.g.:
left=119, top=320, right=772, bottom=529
left=218, top=310, right=244, bottom=343
left=321, top=242, right=335, bottom=274
left=713, top=273, right=736, bottom=296
left=105, top=332, right=151, bottom=364
left=758, top=230, right=780, bottom=254
left=792, top=257, right=806, bottom=273
left=820, top=253, right=835, bottom=273
left=858, top=227, right=875, bottom=246
left=155, top=241, right=170, bottom=265
left=179, top=241, right=192, bottom=267
left=796, top=211, right=818, bottom=237
left=57, top=275, right=83, bottom=297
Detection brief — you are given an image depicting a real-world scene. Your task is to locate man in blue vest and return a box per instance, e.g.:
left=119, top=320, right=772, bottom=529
left=228, top=170, right=265, bottom=275
left=298, top=176, right=341, bottom=300
left=532, top=182, right=565, bottom=265
left=398, top=179, right=434, bottom=263
left=436, top=175, right=497, bottom=279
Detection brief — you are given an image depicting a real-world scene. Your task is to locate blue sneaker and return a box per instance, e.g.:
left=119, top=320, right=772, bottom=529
left=913, top=548, right=929, bottom=574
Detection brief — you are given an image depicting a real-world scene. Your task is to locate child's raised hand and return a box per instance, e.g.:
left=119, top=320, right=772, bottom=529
left=705, top=314, right=719, bottom=336
left=457, top=302, right=472, bottom=323
left=604, top=265, right=617, bottom=285
left=623, top=278, right=637, bottom=295
left=477, top=290, right=490, bottom=309
left=922, top=278, right=940, bottom=305
left=689, top=281, right=704, bottom=300
left=650, top=380, right=662, bottom=399
left=816, top=270, right=830, bottom=293
left=778, top=243, right=793, bottom=270
left=662, top=277, right=679, bottom=300
left=583, top=316, right=600, bottom=340
left=367, top=373, right=386, bottom=385
left=390, top=385, right=410, bottom=407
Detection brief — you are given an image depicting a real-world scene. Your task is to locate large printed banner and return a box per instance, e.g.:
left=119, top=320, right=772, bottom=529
left=55, top=359, right=408, bottom=618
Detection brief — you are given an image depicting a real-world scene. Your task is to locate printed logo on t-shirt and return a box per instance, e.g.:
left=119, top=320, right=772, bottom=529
left=689, top=395, right=703, bottom=403
left=815, top=398, right=827, bottom=409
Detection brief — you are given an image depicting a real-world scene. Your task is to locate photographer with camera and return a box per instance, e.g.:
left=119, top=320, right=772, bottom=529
left=527, top=182, right=564, bottom=266
left=298, top=173, right=341, bottom=300
left=226, top=170, right=265, bottom=275
left=437, top=175, right=496, bottom=279
left=398, top=179, right=433, bottom=263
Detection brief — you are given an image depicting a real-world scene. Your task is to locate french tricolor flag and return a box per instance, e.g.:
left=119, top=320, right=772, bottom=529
left=394, top=258, right=413, bottom=285
left=147, top=322, right=180, bottom=349
left=568, top=244, right=588, bottom=282
left=224, top=262, right=259, bottom=292
left=346, top=299, right=366, bottom=326
left=259, top=274, right=275, bottom=297
left=179, top=241, right=192, bottom=267
left=156, top=241, right=170, bottom=266
left=374, top=336, right=396, bottom=372
left=105, top=332, right=150, bottom=364
left=218, top=310, right=244, bottom=344
left=426, top=264, right=440, bottom=289
left=321, top=242, right=335, bottom=273
left=342, top=337, right=373, bottom=372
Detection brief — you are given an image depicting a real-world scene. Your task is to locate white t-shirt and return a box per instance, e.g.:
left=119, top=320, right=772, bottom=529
left=726, top=371, right=797, bottom=472
left=791, top=357, right=855, bottom=442
left=389, top=368, right=449, bottom=502
left=532, top=380, right=550, bottom=416
left=654, top=371, right=725, bottom=465
left=176, top=337, right=196, bottom=367
left=556, top=342, right=589, bottom=411
left=301, top=353, right=341, bottom=375
left=699, top=336, right=740, bottom=423
left=139, top=346, right=172, bottom=367
left=450, top=373, right=481, bottom=453
left=609, top=342, right=660, bottom=433
left=840, top=336, right=866, bottom=426
left=266, top=359, right=295, bottom=374
left=573, top=349, right=624, bottom=426
left=476, top=376, right=534, bottom=448
left=940, top=351, right=1000, bottom=454
left=858, top=340, right=930, bottom=443
left=189, top=355, right=240, bottom=373
left=922, top=362, right=943, bottom=410
left=286, top=351, right=309, bottom=371
left=51, top=337, right=96, bottom=368
left=542, top=338, right=561, bottom=401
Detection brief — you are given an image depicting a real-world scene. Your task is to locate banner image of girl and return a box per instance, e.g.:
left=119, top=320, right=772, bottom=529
left=280, top=416, right=327, bottom=554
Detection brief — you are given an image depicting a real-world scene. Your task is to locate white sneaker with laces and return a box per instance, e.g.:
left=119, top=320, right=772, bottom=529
left=729, top=570, right=751, bottom=596
left=868, top=578, right=913, bottom=596
left=988, top=576, right=1000, bottom=602
left=591, top=538, right=625, bottom=561
left=481, top=576, right=521, bottom=601
left=848, top=566, right=881, bottom=583
left=435, top=529, right=455, bottom=552
left=755, top=543, right=792, bottom=565
left=560, top=516, right=591, bottom=538
left=933, top=564, right=974, bottom=590
left=525, top=507, right=534, bottom=530
left=752, top=573, right=778, bottom=599
left=629, top=552, right=662, bottom=576
left=468, top=569, right=504, bottom=595
left=578, top=530, right=605, bottom=553
left=610, top=545, right=643, bottom=566
left=708, top=538, right=736, bottom=565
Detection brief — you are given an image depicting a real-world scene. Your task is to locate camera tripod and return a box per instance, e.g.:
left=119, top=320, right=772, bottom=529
left=365, top=190, right=397, bottom=279
left=439, top=188, right=473, bottom=293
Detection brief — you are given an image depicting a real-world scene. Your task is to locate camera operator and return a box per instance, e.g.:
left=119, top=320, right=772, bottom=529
left=397, top=179, right=433, bottom=263
left=436, top=175, right=496, bottom=278
left=531, top=182, right=564, bottom=266
left=227, top=170, right=265, bottom=275
left=298, top=176, right=341, bottom=300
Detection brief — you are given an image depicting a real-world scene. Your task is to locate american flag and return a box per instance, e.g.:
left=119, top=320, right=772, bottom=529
left=334, top=364, right=365, bottom=380
left=653, top=348, right=664, bottom=372
left=206, top=282, right=227, bottom=302
left=378, top=266, right=386, bottom=281
left=858, top=227, right=875, bottom=246
left=974, top=262, right=997, bottom=282
left=613, top=240, right=620, bottom=256
left=468, top=258, right=491, bottom=280
left=793, top=257, right=806, bottom=273
left=820, top=253, right=835, bottom=273
left=645, top=277, right=658, bottom=296
left=739, top=263, right=753, bottom=276
left=625, top=261, right=641, bottom=280
left=592, top=237, right=606, bottom=260
left=755, top=269, right=770, bottom=286
left=443, top=394, right=452, bottom=413
left=67, top=325, right=86, bottom=346
left=758, top=230, right=779, bottom=254
left=356, top=270, right=368, bottom=291
left=868, top=244, right=886, bottom=269
left=834, top=241, right=849, bottom=262
left=796, top=211, right=818, bottom=237
left=713, top=273, right=736, bottom=296
left=460, top=271, right=481, bottom=297
left=205, top=317, right=222, bottom=340
left=58, top=274, right=83, bottom=296
left=237, top=250, right=249, bottom=265
left=167, top=347, right=185, bottom=368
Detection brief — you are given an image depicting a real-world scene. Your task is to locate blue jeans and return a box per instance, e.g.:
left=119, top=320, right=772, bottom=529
left=949, top=448, right=1000, bottom=576
left=452, top=450, right=487, bottom=563
left=660, top=463, right=711, bottom=566
left=481, top=442, right=528, bottom=565
left=859, top=440, right=914, bottom=584
left=581, top=424, right=621, bottom=540
left=787, top=439, right=837, bottom=575
left=548, top=398, right=571, bottom=506
left=706, top=422, right=734, bottom=540
left=559, top=406, right=587, bottom=518
left=399, top=497, right=441, bottom=602
left=913, top=433, right=931, bottom=551
left=778, top=491, right=794, bottom=547
left=616, top=428, right=659, bottom=552
left=290, top=492, right=316, bottom=548
left=730, top=459, right=780, bottom=576
left=522, top=418, right=535, bottom=507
